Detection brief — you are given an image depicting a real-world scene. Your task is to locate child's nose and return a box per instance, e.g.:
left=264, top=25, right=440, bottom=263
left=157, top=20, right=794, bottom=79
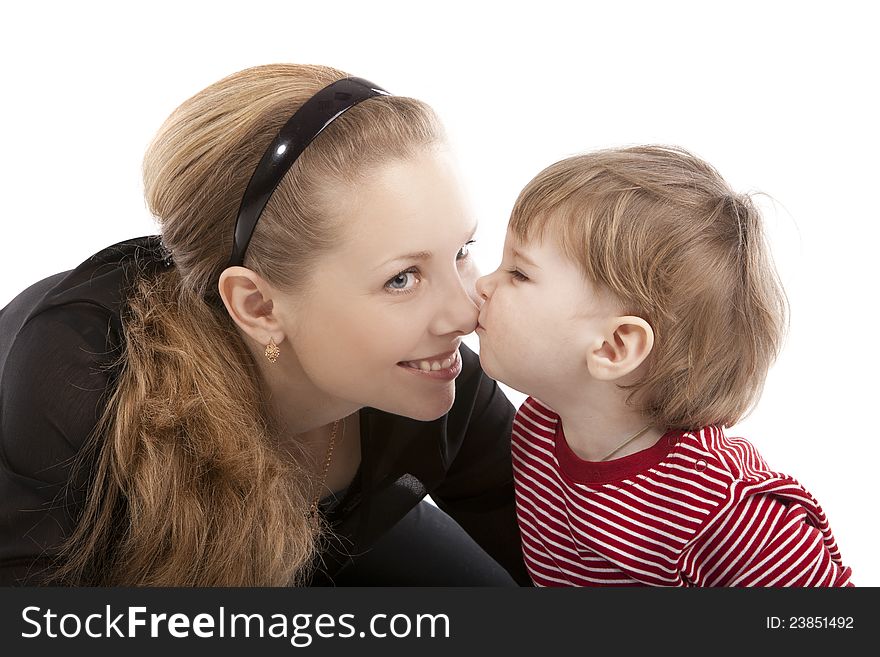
left=475, top=272, right=493, bottom=304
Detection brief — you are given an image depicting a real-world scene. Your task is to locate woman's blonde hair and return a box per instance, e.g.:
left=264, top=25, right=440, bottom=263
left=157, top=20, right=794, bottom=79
left=51, top=64, right=443, bottom=585
left=509, top=145, right=788, bottom=430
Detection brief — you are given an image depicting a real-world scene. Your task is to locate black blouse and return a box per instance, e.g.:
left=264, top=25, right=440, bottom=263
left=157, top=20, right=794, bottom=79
left=0, top=236, right=529, bottom=585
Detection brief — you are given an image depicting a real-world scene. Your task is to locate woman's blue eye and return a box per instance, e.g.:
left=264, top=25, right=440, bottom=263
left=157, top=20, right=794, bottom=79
left=386, top=268, right=419, bottom=292
left=385, top=241, right=474, bottom=295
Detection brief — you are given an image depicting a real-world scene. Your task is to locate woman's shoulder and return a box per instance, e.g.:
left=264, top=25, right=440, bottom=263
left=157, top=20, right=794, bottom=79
left=0, top=302, right=117, bottom=484
left=0, top=235, right=168, bottom=367
left=0, top=235, right=164, bottom=482
left=445, top=342, right=515, bottom=442
left=449, top=342, right=505, bottom=418
left=456, top=341, right=482, bottom=385
left=1, top=235, right=166, bottom=330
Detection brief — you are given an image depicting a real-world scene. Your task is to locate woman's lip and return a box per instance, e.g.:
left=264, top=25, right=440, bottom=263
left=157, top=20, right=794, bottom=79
left=399, top=347, right=459, bottom=363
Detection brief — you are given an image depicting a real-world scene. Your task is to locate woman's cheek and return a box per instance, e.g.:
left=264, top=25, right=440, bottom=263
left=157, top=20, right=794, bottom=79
left=455, top=259, right=478, bottom=300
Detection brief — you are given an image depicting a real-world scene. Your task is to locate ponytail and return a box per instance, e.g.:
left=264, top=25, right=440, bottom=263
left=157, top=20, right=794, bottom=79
left=52, top=263, right=318, bottom=585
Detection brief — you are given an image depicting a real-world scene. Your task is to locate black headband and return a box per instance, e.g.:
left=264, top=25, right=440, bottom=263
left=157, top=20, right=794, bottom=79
left=226, top=77, right=390, bottom=268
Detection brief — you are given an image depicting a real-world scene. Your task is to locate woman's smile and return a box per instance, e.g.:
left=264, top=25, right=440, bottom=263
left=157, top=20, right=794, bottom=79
left=397, top=347, right=462, bottom=381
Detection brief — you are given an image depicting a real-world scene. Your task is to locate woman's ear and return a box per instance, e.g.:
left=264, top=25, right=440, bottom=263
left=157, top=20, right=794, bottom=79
left=217, top=267, right=283, bottom=345
left=586, top=316, right=654, bottom=381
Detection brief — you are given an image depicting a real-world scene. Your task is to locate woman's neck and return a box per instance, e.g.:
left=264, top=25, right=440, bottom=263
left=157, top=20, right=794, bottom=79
left=260, top=357, right=363, bottom=492
left=253, top=342, right=361, bottom=436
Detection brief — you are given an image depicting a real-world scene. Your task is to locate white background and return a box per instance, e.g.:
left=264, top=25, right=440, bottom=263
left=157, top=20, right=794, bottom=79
left=2, top=1, right=877, bottom=585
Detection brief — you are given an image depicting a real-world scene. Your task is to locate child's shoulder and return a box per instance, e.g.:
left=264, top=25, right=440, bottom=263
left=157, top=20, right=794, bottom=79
left=516, top=397, right=558, bottom=420
left=514, top=397, right=559, bottom=427
left=674, top=425, right=787, bottom=485
left=662, top=426, right=819, bottom=538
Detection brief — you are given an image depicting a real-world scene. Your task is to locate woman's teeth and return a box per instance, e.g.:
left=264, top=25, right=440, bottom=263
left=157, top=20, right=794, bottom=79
left=403, top=354, right=455, bottom=372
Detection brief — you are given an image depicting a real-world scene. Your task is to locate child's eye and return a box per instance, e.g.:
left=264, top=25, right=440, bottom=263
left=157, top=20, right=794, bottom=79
left=385, top=268, right=420, bottom=294
left=507, top=268, right=529, bottom=282
left=457, top=240, right=476, bottom=261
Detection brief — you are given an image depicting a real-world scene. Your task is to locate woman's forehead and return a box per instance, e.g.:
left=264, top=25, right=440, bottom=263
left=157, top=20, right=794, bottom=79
left=331, top=150, right=475, bottom=262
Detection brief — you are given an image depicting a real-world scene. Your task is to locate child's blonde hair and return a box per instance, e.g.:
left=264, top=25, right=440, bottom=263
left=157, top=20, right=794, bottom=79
left=510, top=145, right=788, bottom=430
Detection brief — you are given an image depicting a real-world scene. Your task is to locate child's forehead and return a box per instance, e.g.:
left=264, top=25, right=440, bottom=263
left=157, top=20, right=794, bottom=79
left=504, top=222, right=563, bottom=257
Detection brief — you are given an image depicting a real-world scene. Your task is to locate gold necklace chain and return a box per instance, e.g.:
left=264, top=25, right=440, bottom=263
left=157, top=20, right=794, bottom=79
left=599, top=424, right=653, bottom=461
left=307, top=418, right=340, bottom=522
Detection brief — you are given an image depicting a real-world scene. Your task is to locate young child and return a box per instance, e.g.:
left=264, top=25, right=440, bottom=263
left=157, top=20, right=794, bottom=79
left=475, top=145, right=853, bottom=587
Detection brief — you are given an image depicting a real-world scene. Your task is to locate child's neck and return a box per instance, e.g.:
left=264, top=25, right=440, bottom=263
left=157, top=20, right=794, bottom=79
left=543, top=387, right=664, bottom=462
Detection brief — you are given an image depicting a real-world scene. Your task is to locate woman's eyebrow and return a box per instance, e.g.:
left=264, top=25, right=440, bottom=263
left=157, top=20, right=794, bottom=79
left=377, top=251, right=433, bottom=269
left=376, top=223, right=478, bottom=270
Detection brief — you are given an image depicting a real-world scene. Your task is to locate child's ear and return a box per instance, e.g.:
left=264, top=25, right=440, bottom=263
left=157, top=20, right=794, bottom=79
left=586, top=316, right=655, bottom=381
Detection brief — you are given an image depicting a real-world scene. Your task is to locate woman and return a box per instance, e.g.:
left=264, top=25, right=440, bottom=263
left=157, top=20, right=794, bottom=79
left=0, top=64, right=529, bottom=586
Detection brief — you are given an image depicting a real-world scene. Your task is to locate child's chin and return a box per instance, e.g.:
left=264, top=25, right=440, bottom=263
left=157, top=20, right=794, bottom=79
left=476, top=351, right=493, bottom=375
left=478, top=353, right=506, bottom=385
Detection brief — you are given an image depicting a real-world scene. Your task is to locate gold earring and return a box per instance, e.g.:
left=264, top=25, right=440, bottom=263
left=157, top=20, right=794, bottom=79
left=265, top=337, right=280, bottom=363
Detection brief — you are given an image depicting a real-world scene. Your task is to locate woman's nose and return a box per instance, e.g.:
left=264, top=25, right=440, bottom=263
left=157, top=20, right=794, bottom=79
left=434, top=277, right=479, bottom=336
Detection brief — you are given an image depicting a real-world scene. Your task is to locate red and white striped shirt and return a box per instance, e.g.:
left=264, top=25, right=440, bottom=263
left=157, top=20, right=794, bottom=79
left=512, top=397, right=853, bottom=587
